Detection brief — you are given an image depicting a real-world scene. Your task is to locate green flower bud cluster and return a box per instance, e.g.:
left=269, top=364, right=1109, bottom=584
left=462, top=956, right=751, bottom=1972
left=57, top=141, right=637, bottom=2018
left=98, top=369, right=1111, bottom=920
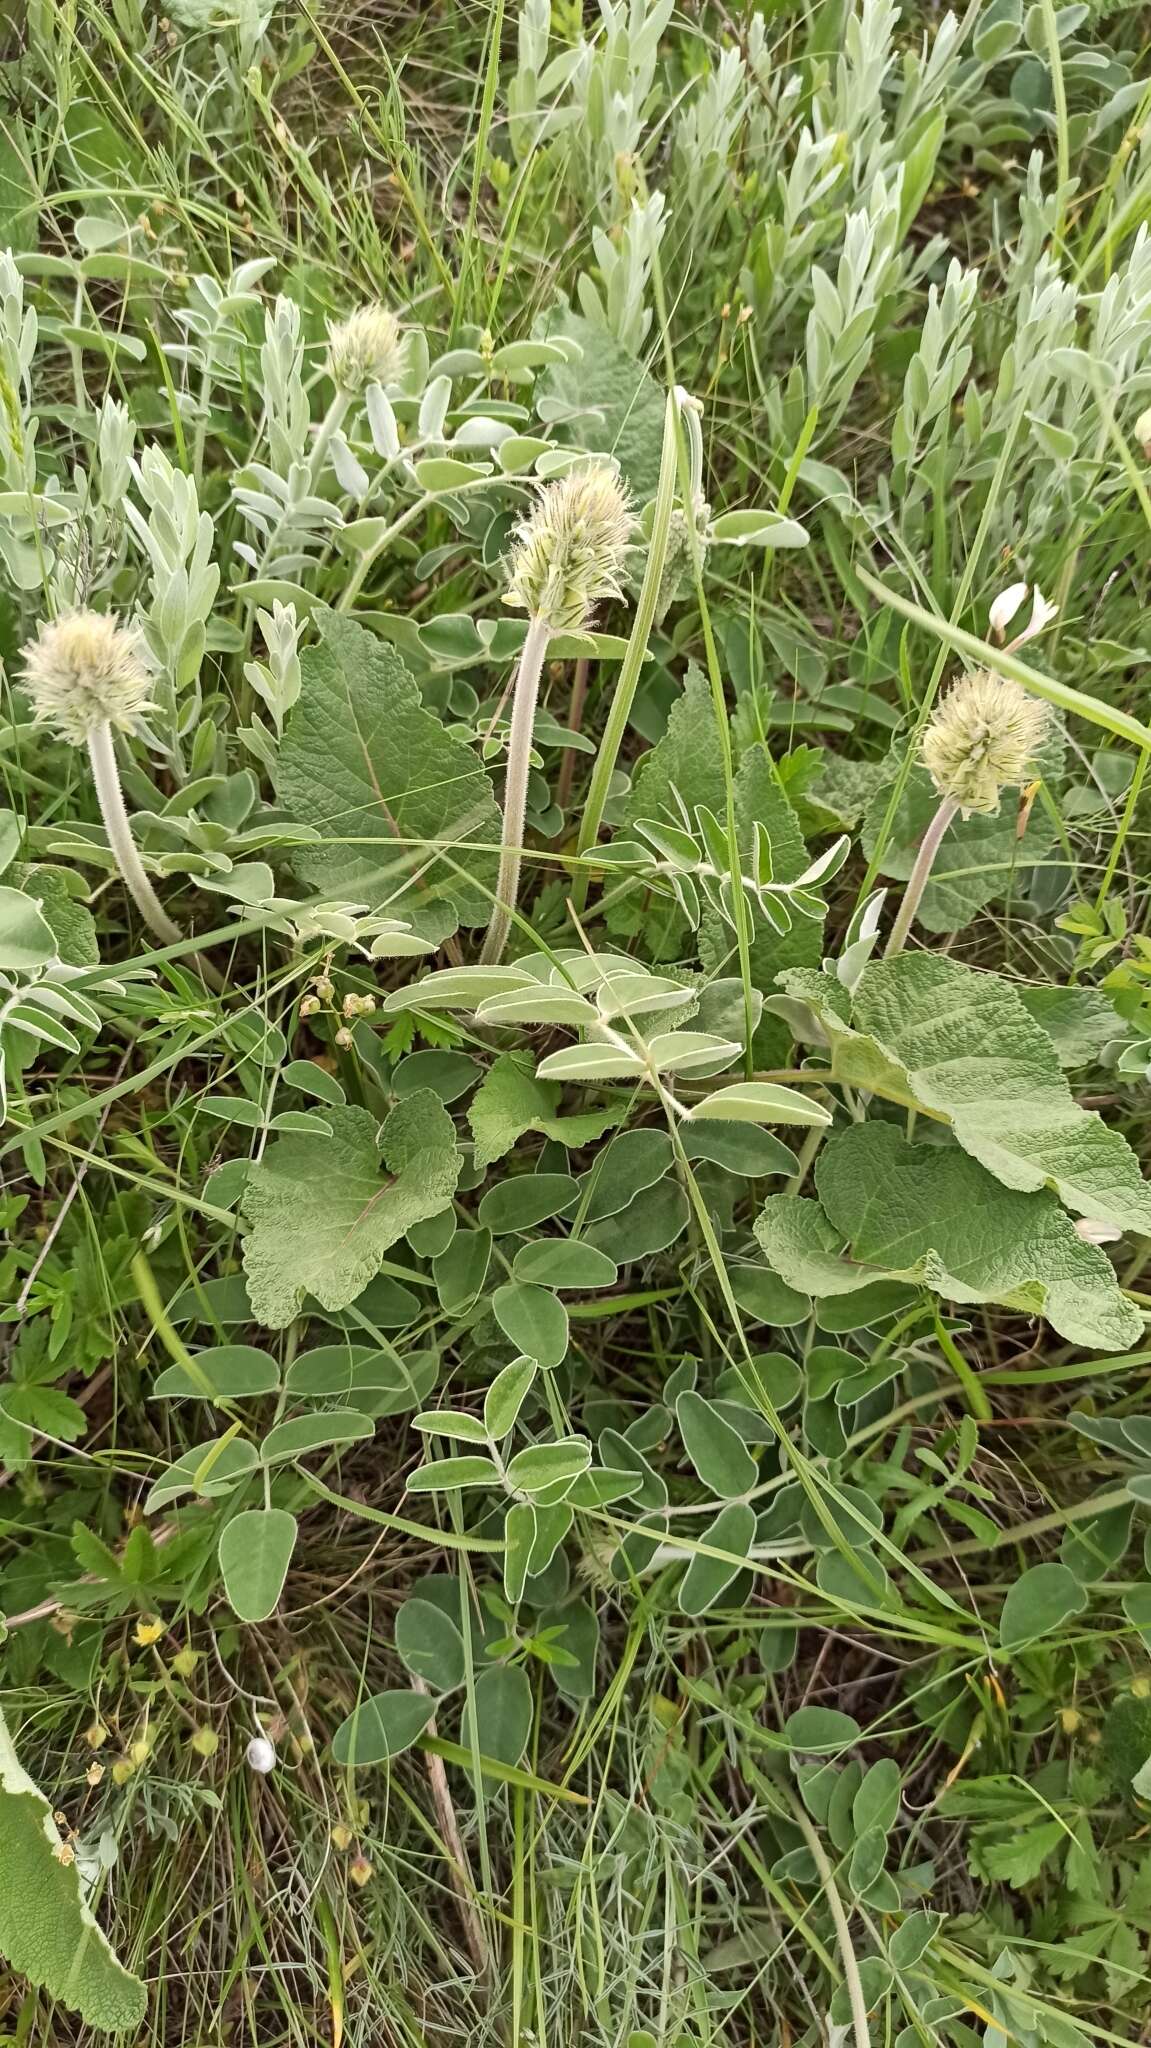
left=921, top=667, right=1049, bottom=816
left=504, top=464, right=633, bottom=632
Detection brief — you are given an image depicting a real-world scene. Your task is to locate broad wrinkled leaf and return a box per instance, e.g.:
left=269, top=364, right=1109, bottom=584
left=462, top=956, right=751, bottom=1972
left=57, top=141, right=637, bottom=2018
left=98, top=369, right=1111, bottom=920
left=468, top=1051, right=621, bottom=1169
left=781, top=952, right=1151, bottom=1234
left=242, top=1095, right=460, bottom=1327
left=275, top=611, right=499, bottom=933
left=755, top=1121, right=1140, bottom=1351
left=0, top=1707, right=147, bottom=2031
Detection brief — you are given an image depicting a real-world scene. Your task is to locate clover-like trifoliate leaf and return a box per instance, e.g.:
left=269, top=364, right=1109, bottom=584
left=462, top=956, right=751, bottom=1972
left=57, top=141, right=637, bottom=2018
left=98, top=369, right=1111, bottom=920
left=755, top=1121, right=1140, bottom=1352
left=242, top=1094, right=460, bottom=1327
left=777, top=952, right=1151, bottom=1237
left=275, top=609, right=500, bottom=936
left=0, top=1707, right=146, bottom=2032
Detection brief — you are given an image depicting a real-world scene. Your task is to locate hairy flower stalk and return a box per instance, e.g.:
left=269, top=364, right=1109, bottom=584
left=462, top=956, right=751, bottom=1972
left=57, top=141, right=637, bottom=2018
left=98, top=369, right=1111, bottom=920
left=886, top=585, right=1055, bottom=957
left=21, top=612, right=183, bottom=949
left=480, top=465, right=632, bottom=964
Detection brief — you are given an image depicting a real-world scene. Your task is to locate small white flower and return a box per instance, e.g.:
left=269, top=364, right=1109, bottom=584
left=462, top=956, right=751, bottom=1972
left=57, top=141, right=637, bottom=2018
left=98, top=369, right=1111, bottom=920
left=1020, top=585, right=1059, bottom=644
left=1135, top=406, right=1151, bottom=460
left=988, top=581, right=1028, bottom=641
left=246, top=1734, right=277, bottom=1774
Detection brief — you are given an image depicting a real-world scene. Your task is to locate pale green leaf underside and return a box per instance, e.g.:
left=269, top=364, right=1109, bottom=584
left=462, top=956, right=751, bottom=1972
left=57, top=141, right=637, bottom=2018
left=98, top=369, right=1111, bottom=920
left=755, top=1122, right=1140, bottom=1352
left=275, top=609, right=500, bottom=933
left=0, top=1708, right=147, bottom=2032
left=242, top=1094, right=460, bottom=1327
left=781, top=953, right=1151, bottom=1236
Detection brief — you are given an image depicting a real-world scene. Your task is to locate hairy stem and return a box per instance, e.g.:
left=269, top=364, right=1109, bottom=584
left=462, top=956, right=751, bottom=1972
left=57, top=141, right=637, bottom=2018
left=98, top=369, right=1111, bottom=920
left=87, top=720, right=184, bottom=948
left=884, top=794, right=959, bottom=957
left=480, top=614, right=552, bottom=964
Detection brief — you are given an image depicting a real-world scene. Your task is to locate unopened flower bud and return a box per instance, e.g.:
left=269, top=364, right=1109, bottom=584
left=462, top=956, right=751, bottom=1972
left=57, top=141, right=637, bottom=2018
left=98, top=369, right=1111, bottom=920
left=988, top=581, right=1028, bottom=641
left=504, top=465, right=633, bottom=632
left=348, top=1853, right=374, bottom=1887
left=921, top=669, right=1049, bottom=816
left=326, top=305, right=404, bottom=395
left=1135, top=406, right=1151, bottom=459
left=300, top=995, right=321, bottom=1018
left=21, top=611, right=152, bottom=747
left=314, top=976, right=335, bottom=1001
left=1074, top=1217, right=1122, bottom=1246
left=246, top=1733, right=276, bottom=1774
left=335, top=1026, right=354, bottom=1050
left=190, top=1727, right=219, bottom=1757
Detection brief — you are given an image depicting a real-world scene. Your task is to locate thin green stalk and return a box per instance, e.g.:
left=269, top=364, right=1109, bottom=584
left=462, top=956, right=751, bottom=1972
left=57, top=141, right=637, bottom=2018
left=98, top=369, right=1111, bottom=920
left=571, top=390, right=685, bottom=905
left=480, top=613, right=552, bottom=964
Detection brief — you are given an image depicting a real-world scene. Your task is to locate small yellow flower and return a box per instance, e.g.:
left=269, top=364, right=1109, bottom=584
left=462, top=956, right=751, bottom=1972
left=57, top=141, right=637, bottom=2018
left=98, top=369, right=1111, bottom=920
left=1060, top=1707, right=1081, bottom=1734
left=331, top=1823, right=354, bottom=1852
left=134, top=1617, right=164, bottom=1647
left=21, top=611, right=152, bottom=748
left=921, top=668, right=1049, bottom=815
left=326, top=304, right=404, bottom=395
left=504, top=464, right=633, bottom=632
left=348, top=1853, right=374, bottom=1887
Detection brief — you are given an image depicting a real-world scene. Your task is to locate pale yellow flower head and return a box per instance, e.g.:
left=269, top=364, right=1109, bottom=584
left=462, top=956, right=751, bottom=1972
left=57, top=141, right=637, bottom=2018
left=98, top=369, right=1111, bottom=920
left=21, top=611, right=152, bottom=747
left=921, top=668, right=1049, bottom=815
left=326, top=304, right=404, bottom=395
left=504, top=464, right=633, bottom=632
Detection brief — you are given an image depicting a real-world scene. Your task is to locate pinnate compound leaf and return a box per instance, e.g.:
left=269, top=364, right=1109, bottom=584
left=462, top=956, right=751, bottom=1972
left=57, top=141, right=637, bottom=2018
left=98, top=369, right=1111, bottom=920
left=0, top=1707, right=147, bottom=2031
left=275, top=610, right=500, bottom=932
left=783, top=953, right=1151, bottom=1235
left=242, top=1095, right=460, bottom=1327
left=700, top=745, right=824, bottom=1063
left=755, top=1122, right=1140, bottom=1352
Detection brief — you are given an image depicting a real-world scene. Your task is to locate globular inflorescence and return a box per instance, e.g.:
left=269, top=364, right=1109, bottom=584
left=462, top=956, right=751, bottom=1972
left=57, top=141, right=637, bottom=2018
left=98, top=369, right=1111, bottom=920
left=325, top=304, right=405, bottom=396
left=504, top=464, right=633, bottom=633
left=921, top=667, right=1049, bottom=815
left=21, top=611, right=153, bottom=747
